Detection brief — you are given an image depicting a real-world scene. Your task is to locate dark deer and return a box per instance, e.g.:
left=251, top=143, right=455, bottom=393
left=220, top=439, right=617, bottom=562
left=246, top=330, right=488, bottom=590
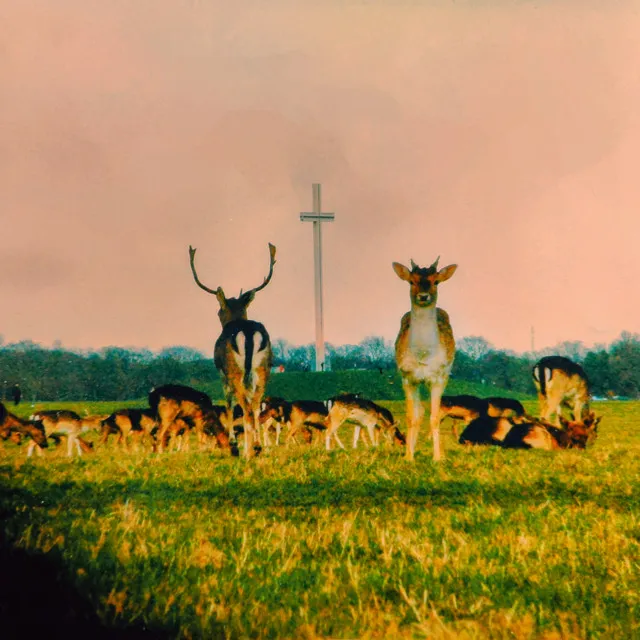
left=189, top=243, right=276, bottom=459
left=532, top=356, right=590, bottom=425
left=393, top=257, right=458, bottom=461
left=439, top=395, right=526, bottom=438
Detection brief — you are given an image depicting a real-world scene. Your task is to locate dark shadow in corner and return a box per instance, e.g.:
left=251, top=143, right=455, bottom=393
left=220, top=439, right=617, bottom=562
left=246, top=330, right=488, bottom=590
left=0, top=543, right=173, bottom=640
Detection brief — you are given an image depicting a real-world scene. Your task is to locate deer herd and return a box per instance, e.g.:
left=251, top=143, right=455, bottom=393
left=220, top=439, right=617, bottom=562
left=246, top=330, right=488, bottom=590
left=0, top=245, right=603, bottom=461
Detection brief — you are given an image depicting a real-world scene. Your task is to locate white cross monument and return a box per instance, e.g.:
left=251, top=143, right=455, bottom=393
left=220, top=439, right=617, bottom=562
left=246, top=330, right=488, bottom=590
left=300, top=183, right=334, bottom=372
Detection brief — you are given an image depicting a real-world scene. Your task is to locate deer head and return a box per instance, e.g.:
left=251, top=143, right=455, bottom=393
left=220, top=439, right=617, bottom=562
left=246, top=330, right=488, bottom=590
left=189, top=243, right=277, bottom=327
left=559, top=412, right=601, bottom=448
left=392, top=257, right=457, bottom=308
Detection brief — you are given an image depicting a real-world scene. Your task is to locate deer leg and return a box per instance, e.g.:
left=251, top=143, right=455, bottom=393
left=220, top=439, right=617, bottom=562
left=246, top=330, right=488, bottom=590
left=332, top=429, right=345, bottom=450
left=325, top=415, right=337, bottom=451
left=262, top=416, right=272, bottom=447
left=353, top=425, right=361, bottom=448
left=367, top=423, right=378, bottom=447
left=402, top=379, right=423, bottom=461
left=99, top=425, right=110, bottom=447
left=122, top=427, right=131, bottom=453
left=537, top=394, right=548, bottom=420
left=241, top=404, right=257, bottom=459
left=429, top=381, right=446, bottom=462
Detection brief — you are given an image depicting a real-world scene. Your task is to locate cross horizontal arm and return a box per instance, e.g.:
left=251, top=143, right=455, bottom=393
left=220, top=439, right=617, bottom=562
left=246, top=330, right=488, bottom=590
left=300, top=213, right=335, bottom=222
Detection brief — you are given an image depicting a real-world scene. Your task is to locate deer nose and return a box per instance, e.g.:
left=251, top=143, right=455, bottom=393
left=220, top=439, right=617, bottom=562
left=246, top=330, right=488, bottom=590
left=416, top=293, right=431, bottom=303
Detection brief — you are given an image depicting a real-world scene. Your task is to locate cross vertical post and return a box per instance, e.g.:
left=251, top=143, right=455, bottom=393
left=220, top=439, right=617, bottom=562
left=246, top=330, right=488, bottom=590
left=300, top=184, right=335, bottom=372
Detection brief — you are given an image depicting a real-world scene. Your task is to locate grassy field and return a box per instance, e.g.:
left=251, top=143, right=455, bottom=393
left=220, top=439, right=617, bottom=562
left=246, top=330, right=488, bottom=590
left=1, top=398, right=639, bottom=639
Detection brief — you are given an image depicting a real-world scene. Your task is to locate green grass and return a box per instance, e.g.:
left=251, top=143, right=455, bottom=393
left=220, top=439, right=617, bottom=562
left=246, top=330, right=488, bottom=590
left=1, top=400, right=638, bottom=638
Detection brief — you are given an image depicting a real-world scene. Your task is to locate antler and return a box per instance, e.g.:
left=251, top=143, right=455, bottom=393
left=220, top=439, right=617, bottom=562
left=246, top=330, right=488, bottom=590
left=429, top=256, right=440, bottom=271
left=244, top=243, right=277, bottom=297
left=188, top=246, right=220, bottom=295
left=410, top=259, right=418, bottom=270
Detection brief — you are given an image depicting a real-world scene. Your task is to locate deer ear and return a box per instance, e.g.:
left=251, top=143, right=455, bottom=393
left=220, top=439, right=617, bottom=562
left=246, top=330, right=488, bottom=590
left=392, top=262, right=412, bottom=281
left=215, top=289, right=227, bottom=307
left=436, top=264, right=458, bottom=283
left=241, top=291, right=256, bottom=305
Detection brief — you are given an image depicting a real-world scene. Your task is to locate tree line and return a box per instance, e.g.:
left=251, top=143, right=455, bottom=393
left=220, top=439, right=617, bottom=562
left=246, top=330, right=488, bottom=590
left=0, top=332, right=638, bottom=402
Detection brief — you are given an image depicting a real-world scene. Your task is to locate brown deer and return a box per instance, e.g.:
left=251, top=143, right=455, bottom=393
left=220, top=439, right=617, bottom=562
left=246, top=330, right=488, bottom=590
left=0, top=402, right=48, bottom=451
left=286, top=400, right=329, bottom=446
left=189, top=243, right=276, bottom=459
left=532, top=356, right=590, bottom=425
left=259, top=397, right=292, bottom=446
left=324, top=394, right=405, bottom=450
left=99, top=408, right=158, bottom=451
left=393, top=257, right=458, bottom=461
left=28, top=410, right=94, bottom=457
left=149, top=384, right=233, bottom=454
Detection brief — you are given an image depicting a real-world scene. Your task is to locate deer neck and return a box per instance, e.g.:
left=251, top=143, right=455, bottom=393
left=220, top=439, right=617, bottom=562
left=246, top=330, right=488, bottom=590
left=408, top=303, right=440, bottom=354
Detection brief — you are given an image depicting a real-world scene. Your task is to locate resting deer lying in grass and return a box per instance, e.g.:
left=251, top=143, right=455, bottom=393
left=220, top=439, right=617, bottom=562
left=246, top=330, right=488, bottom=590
left=189, top=243, right=276, bottom=459
left=0, top=402, right=48, bottom=452
left=393, top=257, right=458, bottom=461
left=503, top=413, right=600, bottom=450
left=532, top=356, right=591, bottom=426
left=439, top=395, right=526, bottom=438
left=28, top=410, right=94, bottom=457
left=324, top=394, right=405, bottom=450
left=149, top=384, right=234, bottom=454
left=459, top=412, right=601, bottom=450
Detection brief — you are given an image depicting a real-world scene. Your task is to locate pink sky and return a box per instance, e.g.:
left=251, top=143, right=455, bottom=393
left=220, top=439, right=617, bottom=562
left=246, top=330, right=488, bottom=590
left=2, top=1, right=639, bottom=355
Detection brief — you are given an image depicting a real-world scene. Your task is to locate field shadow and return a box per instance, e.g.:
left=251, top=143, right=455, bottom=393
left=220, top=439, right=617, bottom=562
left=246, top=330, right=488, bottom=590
left=0, top=542, right=173, bottom=640
left=1, top=469, right=637, bottom=515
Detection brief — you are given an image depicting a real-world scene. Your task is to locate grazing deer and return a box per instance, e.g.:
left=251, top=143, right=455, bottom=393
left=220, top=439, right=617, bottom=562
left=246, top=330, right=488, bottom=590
left=324, top=395, right=405, bottom=450
left=28, top=410, right=93, bottom=457
left=0, top=402, right=48, bottom=451
left=393, top=257, right=458, bottom=461
left=79, top=413, right=110, bottom=434
left=532, top=356, right=590, bottom=425
left=286, top=400, right=329, bottom=445
left=189, top=243, right=276, bottom=459
left=149, top=384, right=233, bottom=454
left=100, top=408, right=158, bottom=451
left=259, top=397, right=293, bottom=446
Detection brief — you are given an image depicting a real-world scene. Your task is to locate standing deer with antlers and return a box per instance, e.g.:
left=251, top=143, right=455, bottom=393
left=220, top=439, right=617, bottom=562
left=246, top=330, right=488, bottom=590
left=393, top=257, right=458, bottom=462
left=189, top=243, right=276, bottom=459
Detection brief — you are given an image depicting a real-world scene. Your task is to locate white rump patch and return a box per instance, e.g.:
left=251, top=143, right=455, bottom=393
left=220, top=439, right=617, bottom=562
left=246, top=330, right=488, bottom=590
left=233, top=331, right=246, bottom=369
